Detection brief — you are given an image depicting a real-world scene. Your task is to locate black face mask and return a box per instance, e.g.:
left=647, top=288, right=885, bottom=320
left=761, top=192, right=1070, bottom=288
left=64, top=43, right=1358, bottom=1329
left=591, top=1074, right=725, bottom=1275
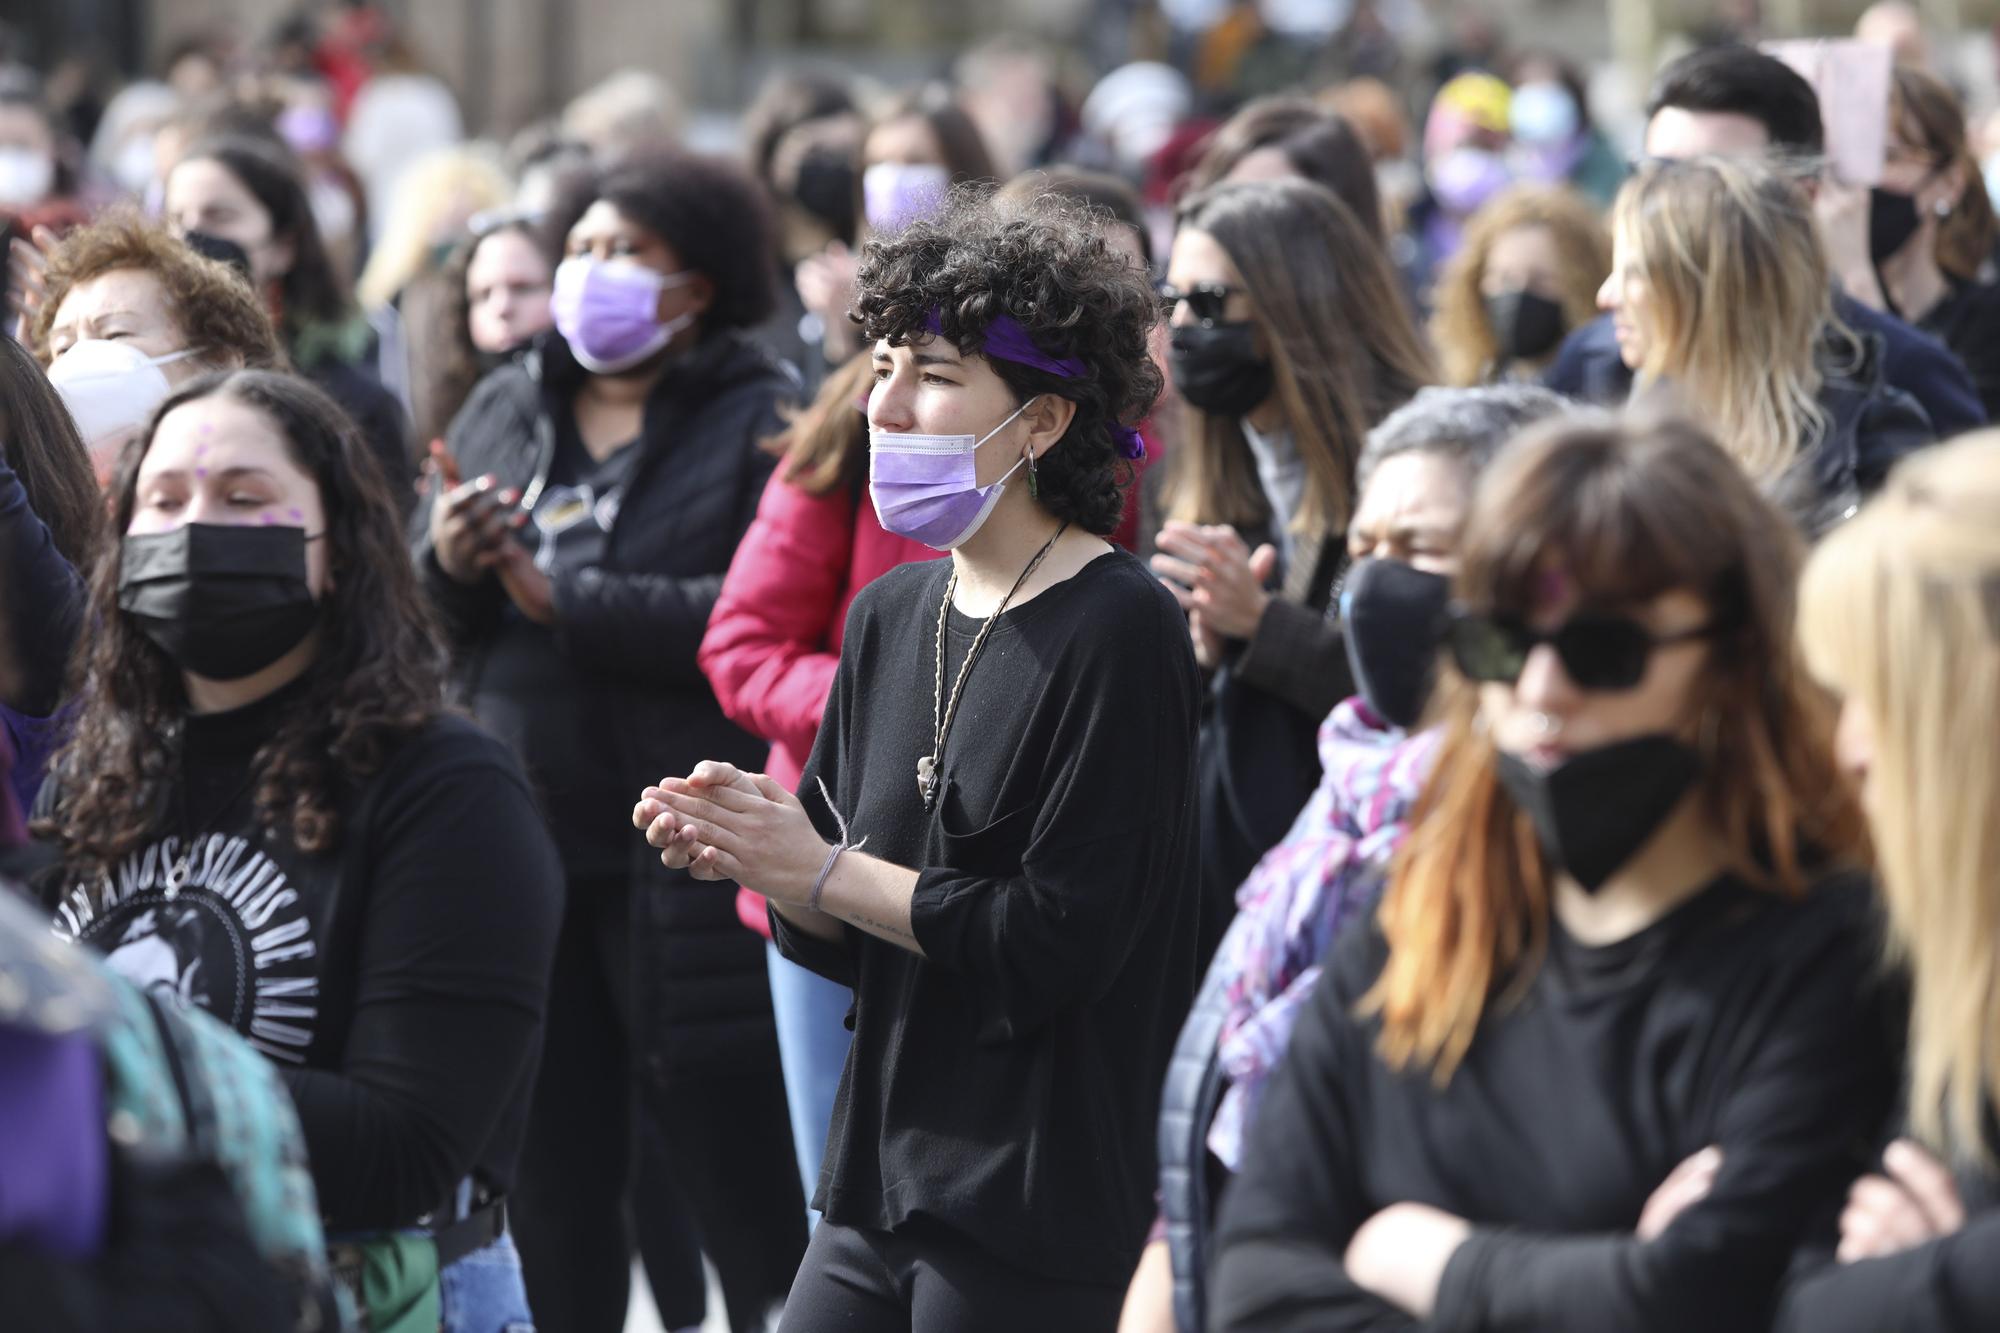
left=1340, top=558, right=1451, bottom=729
left=1483, top=289, right=1568, bottom=364
left=1868, top=186, right=1924, bottom=265
left=119, top=523, right=321, bottom=682
left=1169, top=322, right=1274, bottom=418
left=1494, top=734, right=1702, bottom=893
left=792, top=149, right=858, bottom=243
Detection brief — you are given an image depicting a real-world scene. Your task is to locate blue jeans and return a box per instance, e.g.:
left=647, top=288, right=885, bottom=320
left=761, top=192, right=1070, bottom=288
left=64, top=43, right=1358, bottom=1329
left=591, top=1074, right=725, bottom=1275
left=766, top=941, right=853, bottom=1225
left=439, top=1231, right=535, bottom=1333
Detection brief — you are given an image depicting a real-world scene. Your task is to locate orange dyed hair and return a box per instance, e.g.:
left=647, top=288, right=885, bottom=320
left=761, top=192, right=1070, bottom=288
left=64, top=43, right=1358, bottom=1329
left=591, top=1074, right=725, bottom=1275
left=1360, top=415, right=1870, bottom=1080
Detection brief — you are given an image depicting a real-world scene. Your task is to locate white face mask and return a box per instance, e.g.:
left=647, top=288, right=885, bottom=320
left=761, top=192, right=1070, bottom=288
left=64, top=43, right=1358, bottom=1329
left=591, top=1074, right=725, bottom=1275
left=0, top=146, right=55, bottom=207
left=111, top=136, right=158, bottom=196
left=49, top=339, right=199, bottom=453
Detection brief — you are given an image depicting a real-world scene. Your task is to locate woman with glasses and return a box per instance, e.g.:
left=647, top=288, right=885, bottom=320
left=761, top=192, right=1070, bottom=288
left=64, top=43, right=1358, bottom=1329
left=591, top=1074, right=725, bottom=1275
left=412, top=147, right=806, bottom=1333
left=1210, top=415, right=1901, bottom=1333
left=1155, top=178, right=1432, bottom=953
left=1121, top=384, right=1572, bottom=1333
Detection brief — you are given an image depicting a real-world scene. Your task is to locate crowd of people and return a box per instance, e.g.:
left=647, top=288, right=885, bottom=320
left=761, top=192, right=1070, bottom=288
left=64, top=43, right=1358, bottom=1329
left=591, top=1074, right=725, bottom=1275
left=3, top=2, right=2000, bottom=1331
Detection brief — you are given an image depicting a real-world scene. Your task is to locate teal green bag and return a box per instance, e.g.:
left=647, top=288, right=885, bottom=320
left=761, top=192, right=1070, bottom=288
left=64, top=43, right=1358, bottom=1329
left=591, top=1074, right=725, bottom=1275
left=328, top=1233, right=440, bottom=1333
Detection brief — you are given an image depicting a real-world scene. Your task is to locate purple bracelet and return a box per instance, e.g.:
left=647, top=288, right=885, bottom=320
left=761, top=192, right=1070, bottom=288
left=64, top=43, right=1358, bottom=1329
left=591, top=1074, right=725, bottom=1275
left=807, top=777, right=866, bottom=914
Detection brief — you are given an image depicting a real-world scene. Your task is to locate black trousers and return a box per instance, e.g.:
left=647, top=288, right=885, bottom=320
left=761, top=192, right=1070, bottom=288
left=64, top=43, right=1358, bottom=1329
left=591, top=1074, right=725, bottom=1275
left=778, top=1219, right=1125, bottom=1333
left=512, top=873, right=805, bottom=1333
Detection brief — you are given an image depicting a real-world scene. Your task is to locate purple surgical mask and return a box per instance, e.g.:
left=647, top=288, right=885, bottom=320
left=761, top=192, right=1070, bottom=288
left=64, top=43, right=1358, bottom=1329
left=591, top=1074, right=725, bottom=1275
left=552, top=256, right=695, bottom=373
left=863, top=162, right=951, bottom=233
left=1429, top=146, right=1512, bottom=216
left=869, top=398, right=1037, bottom=550
left=276, top=104, right=340, bottom=156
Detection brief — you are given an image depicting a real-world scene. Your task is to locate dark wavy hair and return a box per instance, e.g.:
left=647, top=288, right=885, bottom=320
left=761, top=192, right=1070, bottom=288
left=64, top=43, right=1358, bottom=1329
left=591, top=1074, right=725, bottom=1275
left=176, top=135, right=354, bottom=349
left=852, top=186, right=1165, bottom=535
left=0, top=335, right=102, bottom=570
left=546, top=146, right=779, bottom=332
left=38, top=371, right=448, bottom=879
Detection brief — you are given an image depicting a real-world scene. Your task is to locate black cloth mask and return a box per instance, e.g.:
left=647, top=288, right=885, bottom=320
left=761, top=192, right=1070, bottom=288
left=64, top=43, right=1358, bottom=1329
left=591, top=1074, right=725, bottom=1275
left=1340, top=558, right=1451, bottom=729
left=1868, top=187, right=1924, bottom=266
left=119, top=523, right=320, bottom=681
left=1169, top=322, right=1274, bottom=418
left=1483, top=289, right=1568, bottom=365
left=792, top=148, right=859, bottom=244
left=1494, top=734, right=1702, bottom=893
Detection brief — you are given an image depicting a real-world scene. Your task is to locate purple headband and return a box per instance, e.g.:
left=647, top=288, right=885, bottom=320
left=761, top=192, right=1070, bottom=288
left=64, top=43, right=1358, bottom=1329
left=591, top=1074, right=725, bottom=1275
left=923, top=309, right=1146, bottom=460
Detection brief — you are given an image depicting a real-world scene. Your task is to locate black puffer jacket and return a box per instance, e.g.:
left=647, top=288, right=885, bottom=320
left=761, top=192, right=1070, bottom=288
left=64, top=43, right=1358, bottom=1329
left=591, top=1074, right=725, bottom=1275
left=1158, top=957, right=1235, bottom=1333
left=414, top=329, right=790, bottom=1080
left=1775, top=333, right=1935, bottom=537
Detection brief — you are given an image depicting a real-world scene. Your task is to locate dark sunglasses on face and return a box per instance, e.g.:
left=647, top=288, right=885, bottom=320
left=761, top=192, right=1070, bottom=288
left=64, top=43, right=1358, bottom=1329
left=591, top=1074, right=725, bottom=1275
left=1158, top=281, right=1239, bottom=326
left=1445, top=607, right=1722, bottom=692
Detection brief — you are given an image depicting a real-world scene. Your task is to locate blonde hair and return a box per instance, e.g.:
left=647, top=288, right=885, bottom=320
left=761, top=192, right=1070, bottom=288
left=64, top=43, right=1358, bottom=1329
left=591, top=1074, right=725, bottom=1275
left=1799, top=433, right=2000, bottom=1163
left=1613, top=156, right=1828, bottom=483
left=1430, top=185, right=1610, bottom=386
left=355, top=146, right=512, bottom=311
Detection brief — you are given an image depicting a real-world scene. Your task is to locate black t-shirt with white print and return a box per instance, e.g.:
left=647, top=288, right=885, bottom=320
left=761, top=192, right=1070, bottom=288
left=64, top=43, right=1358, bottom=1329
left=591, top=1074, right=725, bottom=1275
left=46, top=682, right=565, bottom=1230
left=55, top=709, right=327, bottom=1064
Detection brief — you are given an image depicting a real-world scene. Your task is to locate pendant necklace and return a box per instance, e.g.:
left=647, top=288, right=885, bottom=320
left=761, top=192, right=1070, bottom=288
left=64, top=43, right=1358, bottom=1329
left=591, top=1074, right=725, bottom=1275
left=918, top=522, right=1069, bottom=810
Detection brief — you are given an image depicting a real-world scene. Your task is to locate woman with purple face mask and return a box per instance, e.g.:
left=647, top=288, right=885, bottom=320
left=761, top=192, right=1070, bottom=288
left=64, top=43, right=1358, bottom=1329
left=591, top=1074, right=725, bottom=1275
left=797, top=86, right=997, bottom=369
left=412, top=148, right=808, bottom=1333
left=635, top=188, right=1194, bottom=1330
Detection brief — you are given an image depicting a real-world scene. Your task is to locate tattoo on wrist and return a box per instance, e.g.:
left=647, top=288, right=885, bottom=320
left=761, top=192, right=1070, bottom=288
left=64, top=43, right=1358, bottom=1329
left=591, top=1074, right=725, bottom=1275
left=849, top=912, right=913, bottom=942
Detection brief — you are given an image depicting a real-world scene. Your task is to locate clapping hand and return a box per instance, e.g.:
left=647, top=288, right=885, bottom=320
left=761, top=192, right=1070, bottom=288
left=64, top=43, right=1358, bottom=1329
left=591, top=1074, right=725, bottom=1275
left=633, top=762, right=830, bottom=902
left=1151, top=521, right=1276, bottom=643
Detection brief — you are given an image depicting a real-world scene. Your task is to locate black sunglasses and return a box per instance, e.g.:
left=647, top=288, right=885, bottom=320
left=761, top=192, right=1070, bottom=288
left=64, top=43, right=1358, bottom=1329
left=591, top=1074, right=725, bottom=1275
left=1446, top=608, right=1721, bottom=692
left=1158, top=281, right=1239, bottom=326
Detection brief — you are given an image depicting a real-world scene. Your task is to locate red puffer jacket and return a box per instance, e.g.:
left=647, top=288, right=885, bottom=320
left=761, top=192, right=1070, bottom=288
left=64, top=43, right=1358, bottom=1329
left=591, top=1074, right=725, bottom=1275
left=699, top=468, right=941, bottom=937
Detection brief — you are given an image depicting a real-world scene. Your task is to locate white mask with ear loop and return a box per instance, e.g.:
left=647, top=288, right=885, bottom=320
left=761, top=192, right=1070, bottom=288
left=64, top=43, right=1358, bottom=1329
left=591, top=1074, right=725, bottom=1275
left=49, top=339, right=200, bottom=450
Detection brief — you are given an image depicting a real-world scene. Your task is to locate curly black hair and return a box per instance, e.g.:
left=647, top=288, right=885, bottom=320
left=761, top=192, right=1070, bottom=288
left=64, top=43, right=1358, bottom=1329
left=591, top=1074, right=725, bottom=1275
left=852, top=186, right=1164, bottom=535
left=38, top=370, right=449, bottom=881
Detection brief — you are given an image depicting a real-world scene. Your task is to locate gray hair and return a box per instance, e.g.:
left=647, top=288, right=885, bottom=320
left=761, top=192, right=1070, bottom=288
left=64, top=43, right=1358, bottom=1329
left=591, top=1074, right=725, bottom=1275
left=1356, top=383, right=1576, bottom=492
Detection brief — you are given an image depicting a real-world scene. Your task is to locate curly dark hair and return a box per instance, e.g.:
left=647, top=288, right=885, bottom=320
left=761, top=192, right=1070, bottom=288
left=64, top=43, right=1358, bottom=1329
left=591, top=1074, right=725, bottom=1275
left=37, top=370, right=449, bottom=881
left=852, top=187, right=1164, bottom=536
left=546, top=146, right=779, bottom=332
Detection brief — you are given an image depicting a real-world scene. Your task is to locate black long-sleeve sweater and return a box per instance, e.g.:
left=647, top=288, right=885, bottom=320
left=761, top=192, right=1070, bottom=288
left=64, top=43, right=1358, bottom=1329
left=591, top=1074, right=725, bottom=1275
left=772, top=548, right=1202, bottom=1287
left=46, top=686, right=564, bottom=1229
left=1776, top=1105, right=2000, bottom=1331
left=1211, top=873, right=1901, bottom=1333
